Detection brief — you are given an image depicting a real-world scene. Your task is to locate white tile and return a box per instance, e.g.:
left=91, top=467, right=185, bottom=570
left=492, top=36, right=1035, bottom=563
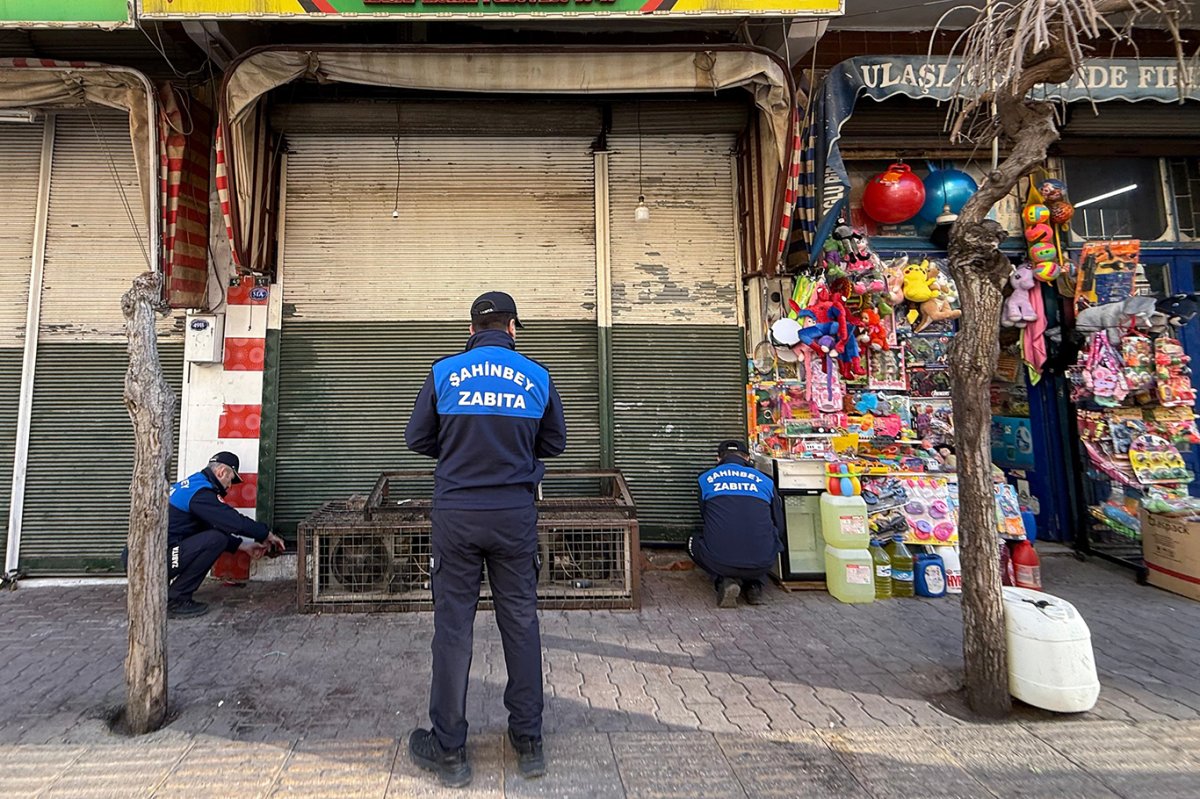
left=212, top=439, right=260, bottom=473
left=225, top=304, right=268, bottom=339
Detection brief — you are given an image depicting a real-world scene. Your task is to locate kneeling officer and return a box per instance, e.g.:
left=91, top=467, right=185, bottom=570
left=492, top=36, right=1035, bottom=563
left=689, top=440, right=783, bottom=608
left=165, top=451, right=284, bottom=618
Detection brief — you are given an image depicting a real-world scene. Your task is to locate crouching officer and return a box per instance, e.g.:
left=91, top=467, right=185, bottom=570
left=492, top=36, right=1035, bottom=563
left=164, top=451, right=285, bottom=618
left=405, top=291, right=566, bottom=788
left=688, top=440, right=784, bottom=608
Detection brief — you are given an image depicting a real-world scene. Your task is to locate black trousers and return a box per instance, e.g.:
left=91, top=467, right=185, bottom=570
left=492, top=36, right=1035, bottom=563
left=168, top=530, right=228, bottom=602
left=687, top=535, right=770, bottom=586
left=429, top=505, right=542, bottom=751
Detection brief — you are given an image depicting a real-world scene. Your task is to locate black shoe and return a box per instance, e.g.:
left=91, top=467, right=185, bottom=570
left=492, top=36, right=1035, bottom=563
left=408, top=728, right=472, bottom=788
left=743, top=581, right=765, bottom=606
left=508, top=728, right=546, bottom=779
left=167, top=598, right=209, bottom=619
left=716, top=578, right=740, bottom=608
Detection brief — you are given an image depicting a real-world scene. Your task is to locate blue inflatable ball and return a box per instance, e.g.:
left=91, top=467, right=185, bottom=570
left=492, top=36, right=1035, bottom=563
left=918, top=168, right=979, bottom=224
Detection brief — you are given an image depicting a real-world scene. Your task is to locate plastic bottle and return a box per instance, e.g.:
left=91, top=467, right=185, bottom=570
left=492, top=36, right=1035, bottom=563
left=914, top=550, right=947, bottom=598
left=885, top=535, right=914, bottom=597
left=941, top=546, right=963, bottom=594
left=820, top=493, right=869, bottom=549
left=824, top=545, right=875, bottom=604
left=869, top=539, right=892, bottom=599
left=1011, top=540, right=1042, bottom=590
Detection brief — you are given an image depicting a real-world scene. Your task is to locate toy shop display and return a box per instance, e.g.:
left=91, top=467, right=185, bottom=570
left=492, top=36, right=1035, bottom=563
left=1067, top=239, right=1200, bottom=568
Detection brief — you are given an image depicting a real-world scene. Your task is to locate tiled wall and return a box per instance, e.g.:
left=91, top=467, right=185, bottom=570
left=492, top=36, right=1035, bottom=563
left=179, top=276, right=269, bottom=520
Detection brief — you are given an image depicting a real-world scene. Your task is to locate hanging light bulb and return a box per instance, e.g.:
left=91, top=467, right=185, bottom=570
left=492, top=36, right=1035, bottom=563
left=935, top=203, right=958, bottom=226
left=635, top=195, right=650, bottom=223
left=634, top=101, right=650, bottom=222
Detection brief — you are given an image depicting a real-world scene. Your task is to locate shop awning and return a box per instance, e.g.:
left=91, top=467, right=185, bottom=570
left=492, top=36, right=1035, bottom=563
left=217, top=46, right=800, bottom=275
left=800, top=55, right=1200, bottom=258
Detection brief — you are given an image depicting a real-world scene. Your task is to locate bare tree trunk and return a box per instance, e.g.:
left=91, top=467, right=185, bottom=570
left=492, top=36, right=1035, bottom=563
left=945, top=96, right=1062, bottom=717
left=121, top=272, right=177, bottom=735
left=946, top=234, right=1012, bottom=718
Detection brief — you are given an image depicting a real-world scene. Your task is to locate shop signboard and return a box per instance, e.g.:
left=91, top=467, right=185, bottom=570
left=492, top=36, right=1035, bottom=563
left=0, top=0, right=132, bottom=27
left=138, top=0, right=840, bottom=18
left=803, top=56, right=1200, bottom=256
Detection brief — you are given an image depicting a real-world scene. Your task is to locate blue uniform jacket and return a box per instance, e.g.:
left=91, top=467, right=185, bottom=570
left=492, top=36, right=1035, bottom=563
left=405, top=328, right=567, bottom=509
left=168, top=467, right=270, bottom=553
left=697, top=455, right=785, bottom=570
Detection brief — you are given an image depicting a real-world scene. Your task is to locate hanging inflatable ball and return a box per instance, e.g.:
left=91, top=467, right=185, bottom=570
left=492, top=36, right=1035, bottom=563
left=1030, top=241, right=1058, bottom=263
left=1033, top=261, right=1061, bottom=282
left=917, top=167, right=979, bottom=224
left=1023, top=204, right=1050, bottom=226
left=862, top=163, right=926, bottom=225
left=1049, top=201, right=1075, bottom=227
left=1025, top=223, right=1055, bottom=244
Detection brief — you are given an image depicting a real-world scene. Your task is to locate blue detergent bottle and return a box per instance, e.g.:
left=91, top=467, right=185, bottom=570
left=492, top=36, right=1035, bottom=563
left=914, top=550, right=947, bottom=598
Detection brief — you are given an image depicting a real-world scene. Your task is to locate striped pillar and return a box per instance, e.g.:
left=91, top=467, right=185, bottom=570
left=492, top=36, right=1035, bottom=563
left=216, top=277, right=269, bottom=516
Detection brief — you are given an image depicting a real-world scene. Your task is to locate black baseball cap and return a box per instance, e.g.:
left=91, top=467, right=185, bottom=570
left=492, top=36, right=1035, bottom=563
left=209, top=451, right=243, bottom=483
left=470, top=291, right=524, bottom=329
left=716, top=439, right=750, bottom=458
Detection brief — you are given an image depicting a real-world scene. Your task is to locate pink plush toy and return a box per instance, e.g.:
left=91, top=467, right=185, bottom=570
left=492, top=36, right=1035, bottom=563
left=1003, top=263, right=1039, bottom=328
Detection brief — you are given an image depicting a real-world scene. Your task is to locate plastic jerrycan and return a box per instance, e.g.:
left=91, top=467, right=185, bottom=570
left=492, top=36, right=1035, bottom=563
left=886, top=535, right=915, bottom=597
left=915, top=550, right=947, bottom=598
left=824, top=545, right=875, bottom=604
left=820, top=492, right=869, bottom=549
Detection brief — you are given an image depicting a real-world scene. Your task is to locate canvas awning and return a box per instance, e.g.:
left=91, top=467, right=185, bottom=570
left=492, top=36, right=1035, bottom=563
left=0, top=59, right=157, bottom=253
left=218, top=46, right=800, bottom=274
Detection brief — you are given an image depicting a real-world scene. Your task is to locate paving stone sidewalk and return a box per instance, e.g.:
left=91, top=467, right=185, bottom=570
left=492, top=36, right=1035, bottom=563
left=1, top=548, right=1199, bottom=796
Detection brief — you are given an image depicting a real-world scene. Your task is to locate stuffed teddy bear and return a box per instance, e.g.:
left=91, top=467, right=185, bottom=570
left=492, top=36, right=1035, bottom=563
left=1002, top=263, right=1038, bottom=328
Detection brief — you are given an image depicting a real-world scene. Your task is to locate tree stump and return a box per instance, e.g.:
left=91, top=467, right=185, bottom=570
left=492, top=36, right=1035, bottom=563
left=121, top=272, right=177, bottom=735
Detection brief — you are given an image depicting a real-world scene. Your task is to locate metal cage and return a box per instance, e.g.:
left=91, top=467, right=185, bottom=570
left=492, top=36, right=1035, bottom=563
left=297, top=471, right=641, bottom=612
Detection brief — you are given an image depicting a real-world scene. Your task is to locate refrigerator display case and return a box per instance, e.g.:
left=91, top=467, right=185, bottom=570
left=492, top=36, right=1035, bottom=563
left=755, top=456, right=827, bottom=583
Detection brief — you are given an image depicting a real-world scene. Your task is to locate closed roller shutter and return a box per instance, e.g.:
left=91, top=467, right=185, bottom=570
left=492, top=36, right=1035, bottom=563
left=273, top=129, right=600, bottom=532
left=19, top=112, right=182, bottom=575
left=0, top=121, right=44, bottom=562
left=608, top=133, right=746, bottom=542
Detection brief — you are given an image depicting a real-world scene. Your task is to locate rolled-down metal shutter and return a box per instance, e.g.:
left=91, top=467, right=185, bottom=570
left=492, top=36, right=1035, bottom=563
left=273, top=130, right=600, bottom=532
left=0, top=121, right=44, bottom=562
left=607, top=133, right=746, bottom=542
left=18, top=112, right=183, bottom=575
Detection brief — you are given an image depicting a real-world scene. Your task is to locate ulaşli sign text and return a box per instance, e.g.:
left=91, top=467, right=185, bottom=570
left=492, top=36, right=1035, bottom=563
left=850, top=57, right=1200, bottom=102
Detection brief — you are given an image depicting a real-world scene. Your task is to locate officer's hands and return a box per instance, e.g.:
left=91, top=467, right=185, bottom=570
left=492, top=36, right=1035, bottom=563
left=265, top=533, right=286, bottom=557
left=239, top=538, right=269, bottom=560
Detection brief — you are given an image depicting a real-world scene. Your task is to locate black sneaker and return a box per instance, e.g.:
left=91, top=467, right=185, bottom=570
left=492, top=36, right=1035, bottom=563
left=507, top=728, right=546, bottom=779
left=716, top=578, right=740, bottom=608
left=743, top=581, right=765, bottom=606
left=408, top=728, right=471, bottom=788
left=167, top=598, right=209, bottom=619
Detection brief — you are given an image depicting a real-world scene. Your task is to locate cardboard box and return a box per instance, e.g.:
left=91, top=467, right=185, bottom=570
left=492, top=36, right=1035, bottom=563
left=1142, top=512, right=1200, bottom=602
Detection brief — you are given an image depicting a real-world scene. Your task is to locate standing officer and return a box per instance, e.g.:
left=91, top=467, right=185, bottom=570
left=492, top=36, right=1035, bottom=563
left=688, top=440, right=784, bottom=608
left=405, top=291, right=566, bottom=788
left=165, top=451, right=285, bottom=618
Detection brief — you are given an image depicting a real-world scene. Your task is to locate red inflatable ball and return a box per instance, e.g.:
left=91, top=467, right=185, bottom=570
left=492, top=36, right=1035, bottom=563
left=862, top=163, right=926, bottom=225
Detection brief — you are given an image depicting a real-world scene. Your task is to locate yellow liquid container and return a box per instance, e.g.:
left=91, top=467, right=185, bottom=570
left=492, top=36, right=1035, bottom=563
left=824, top=545, right=875, bottom=604
left=819, top=493, right=869, bottom=549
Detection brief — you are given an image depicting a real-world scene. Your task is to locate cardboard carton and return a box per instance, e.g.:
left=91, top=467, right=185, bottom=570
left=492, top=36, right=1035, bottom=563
left=1141, top=511, right=1200, bottom=602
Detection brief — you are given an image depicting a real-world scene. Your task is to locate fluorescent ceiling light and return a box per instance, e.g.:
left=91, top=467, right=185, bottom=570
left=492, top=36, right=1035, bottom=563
left=1074, top=184, right=1138, bottom=209
left=0, top=109, right=36, bottom=123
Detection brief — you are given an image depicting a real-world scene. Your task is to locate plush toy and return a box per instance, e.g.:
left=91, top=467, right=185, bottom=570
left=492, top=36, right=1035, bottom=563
left=1076, top=296, right=1163, bottom=342
left=1155, top=293, right=1200, bottom=327
left=902, top=260, right=939, bottom=304
left=793, top=310, right=842, bottom=354
left=914, top=295, right=963, bottom=334
left=884, top=257, right=908, bottom=309
left=858, top=308, right=890, bottom=351
left=1003, top=263, right=1039, bottom=328
left=812, top=286, right=866, bottom=379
